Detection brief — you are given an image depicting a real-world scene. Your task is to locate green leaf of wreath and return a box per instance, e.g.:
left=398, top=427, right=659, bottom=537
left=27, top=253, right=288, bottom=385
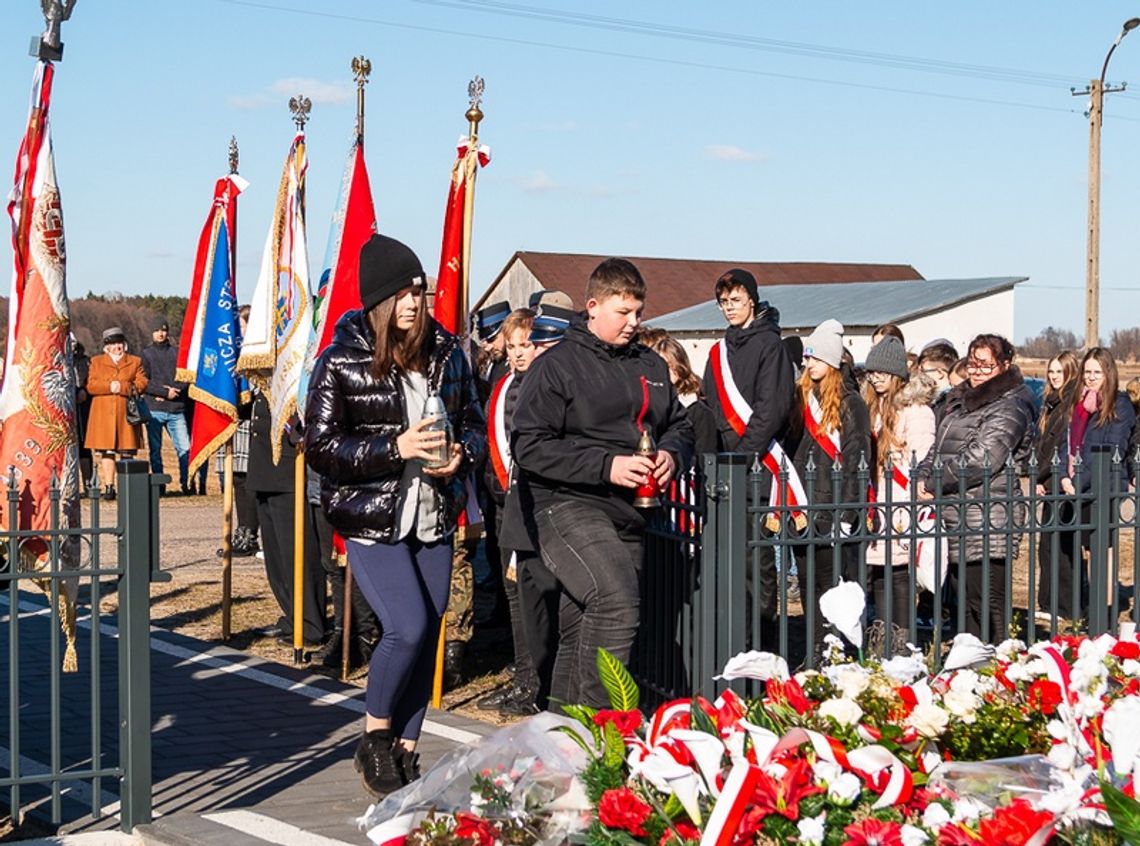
left=562, top=703, right=603, bottom=749
left=597, top=648, right=639, bottom=712
left=602, top=720, right=627, bottom=768
left=1101, top=780, right=1140, bottom=846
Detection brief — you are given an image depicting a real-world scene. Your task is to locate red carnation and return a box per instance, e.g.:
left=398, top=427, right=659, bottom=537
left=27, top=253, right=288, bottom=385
left=659, top=820, right=701, bottom=846
left=594, top=709, right=644, bottom=736
left=1111, top=640, right=1140, bottom=660
left=978, top=799, right=1054, bottom=846
left=842, top=818, right=904, bottom=846
left=937, top=824, right=982, bottom=846
left=767, top=677, right=813, bottom=715
left=453, top=812, right=500, bottom=846
left=1026, top=679, right=1063, bottom=716
left=598, top=787, right=653, bottom=837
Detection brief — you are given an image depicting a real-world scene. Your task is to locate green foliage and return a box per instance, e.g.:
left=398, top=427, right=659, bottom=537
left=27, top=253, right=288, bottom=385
left=941, top=699, right=1050, bottom=760
left=585, top=821, right=643, bottom=846
left=660, top=794, right=685, bottom=820
left=562, top=703, right=603, bottom=749
left=580, top=758, right=626, bottom=805
left=597, top=649, right=639, bottom=712
left=689, top=700, right=718, bottom=737
left=603, top=721, right=627, bottom=768
left=553, top=725, right=595, bottom=757
left=1101, top=780, right=1140, bottom=846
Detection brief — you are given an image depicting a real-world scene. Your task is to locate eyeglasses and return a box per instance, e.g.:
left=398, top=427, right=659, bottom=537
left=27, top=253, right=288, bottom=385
left=965, top=360, right=997, bottom=374
left=717, top=296, right=750, bottom=311
left=920, top=367, right=947, bottom=378
left=1083, top=370, right=1104, bottom=379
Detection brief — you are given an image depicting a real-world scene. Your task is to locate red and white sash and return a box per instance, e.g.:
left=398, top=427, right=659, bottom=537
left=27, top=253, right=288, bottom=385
left=487, top=371, right=515, bottom=490
left=803, top=392, right=842, bottom=463
left=708, top=341, right=807, bottom=521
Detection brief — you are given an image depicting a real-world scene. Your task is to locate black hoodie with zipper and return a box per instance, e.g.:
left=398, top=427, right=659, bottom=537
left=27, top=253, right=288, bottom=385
left=511, top=317, right=694, bottom=531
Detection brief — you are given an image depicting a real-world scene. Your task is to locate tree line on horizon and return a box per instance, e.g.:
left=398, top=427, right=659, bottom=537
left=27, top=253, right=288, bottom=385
left=0, top=293, right=188, bottom=358
left=1019, top=325, right=1140, bottom=362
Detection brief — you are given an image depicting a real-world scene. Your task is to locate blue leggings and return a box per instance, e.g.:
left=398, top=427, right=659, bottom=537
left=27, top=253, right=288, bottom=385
left=347, top=536, right=452, bottom=741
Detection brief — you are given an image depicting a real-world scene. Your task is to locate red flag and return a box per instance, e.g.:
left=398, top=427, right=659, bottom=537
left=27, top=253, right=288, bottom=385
left=0, top=60, right=80, bottom=670
left=310, top=139, right=376, bottom=361
left=434, top=136, right=490, bottom=335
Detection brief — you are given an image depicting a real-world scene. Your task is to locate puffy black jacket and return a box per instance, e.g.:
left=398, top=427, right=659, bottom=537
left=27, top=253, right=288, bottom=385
left=512, top=318, right=694, bottom=530
left=916, top=367, right=1038, bottom=563
left=786, top=369, right=871, bottom=533
left=701, top=306, right=795, bottom=495
left=1035, top=381, right=1077, bottom=485
left=303, top=310, right=486, bottom=542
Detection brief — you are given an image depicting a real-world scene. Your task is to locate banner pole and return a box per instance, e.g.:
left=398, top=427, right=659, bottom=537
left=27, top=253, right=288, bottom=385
left=221, top=443, right=234, bottom=639
left=459, top=76, right=484, bottom=336
left=293, top=449, right=305, bottom=665
left=341, top=564, right=353, bottom=681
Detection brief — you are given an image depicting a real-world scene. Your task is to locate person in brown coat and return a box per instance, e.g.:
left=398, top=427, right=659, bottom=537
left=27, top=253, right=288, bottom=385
left=84, top=327, right=148, bottom=500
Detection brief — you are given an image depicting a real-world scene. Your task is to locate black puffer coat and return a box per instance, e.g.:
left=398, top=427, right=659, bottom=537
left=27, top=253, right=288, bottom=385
left=1034, top=380, right=1078, bottom=485
left=304, top=310, right=486, bottom=542
left=916, top=367, right=1038, bottom=563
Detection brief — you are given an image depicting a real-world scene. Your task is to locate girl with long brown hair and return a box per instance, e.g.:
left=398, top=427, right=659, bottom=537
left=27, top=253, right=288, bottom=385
left=862, top=336, right=936, bottom=635
left=306, top=234, right=485, bottom=798
left=646, top=335, right=718, bottom=455
left=789, top=319, right=870, bottom=656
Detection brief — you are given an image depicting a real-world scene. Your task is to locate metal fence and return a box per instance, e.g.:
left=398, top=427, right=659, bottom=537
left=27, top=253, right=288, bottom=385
left=635, top=447, right=1140, bottom=706
left=1, top=460, right=162, bottom=832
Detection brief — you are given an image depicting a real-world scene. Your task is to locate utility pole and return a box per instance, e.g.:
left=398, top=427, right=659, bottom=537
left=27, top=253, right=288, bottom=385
left=1073, top=17, right=1139, bottom=349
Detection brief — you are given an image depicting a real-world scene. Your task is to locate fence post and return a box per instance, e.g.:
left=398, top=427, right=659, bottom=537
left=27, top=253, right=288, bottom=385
left=1088, top=446, right=1112, bottom=636
left=712, top=454, right=747, bottom=695
left=116, top=459, right=153, bottom=830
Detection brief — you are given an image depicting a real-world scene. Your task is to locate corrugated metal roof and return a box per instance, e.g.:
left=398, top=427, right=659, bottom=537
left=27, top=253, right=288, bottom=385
left=647, top=277, right=1027, bottom=332
left=473, top=251, right=924, bottom=319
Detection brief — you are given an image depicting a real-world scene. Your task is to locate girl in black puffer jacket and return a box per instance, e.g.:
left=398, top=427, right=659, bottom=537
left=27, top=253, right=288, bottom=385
left=305, top=235, right=485, bottom=798
left=916, top=334, right=1037, bottom=642
left=787, top=320, right=871, bottom=657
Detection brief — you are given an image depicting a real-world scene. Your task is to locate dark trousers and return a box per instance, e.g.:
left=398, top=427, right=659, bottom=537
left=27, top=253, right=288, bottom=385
left=534, top=501, right=643, bottom=709
left=347, top=536, right=452, bottom=740
left=311, top=504, right=378, bottom=643
left=1037, top=501, right=1085, bottom=619
left=255, top=492, right=326, bottom=643
left=870, top=566, right=912, bottom=630
left=953, top=558, right=1007, bottom=641
left=517, top=553, right=560, bottom=707
left=235, top=473, right=259, bottom=538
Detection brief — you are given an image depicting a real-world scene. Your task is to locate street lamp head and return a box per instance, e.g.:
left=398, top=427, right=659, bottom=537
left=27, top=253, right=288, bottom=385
left=1125, top=18, right=1140, bottom=34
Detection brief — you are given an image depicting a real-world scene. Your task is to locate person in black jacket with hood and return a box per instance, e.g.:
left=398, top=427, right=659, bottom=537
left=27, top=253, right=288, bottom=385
left=511, top=258, right=693, bottom=709
left=701, top=269, right=796, bottom=623
left=305, top=234, right=486, bottom=798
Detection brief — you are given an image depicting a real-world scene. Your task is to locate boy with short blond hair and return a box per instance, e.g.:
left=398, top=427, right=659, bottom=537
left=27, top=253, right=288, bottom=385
left=511, top=258, right=693, bottom=708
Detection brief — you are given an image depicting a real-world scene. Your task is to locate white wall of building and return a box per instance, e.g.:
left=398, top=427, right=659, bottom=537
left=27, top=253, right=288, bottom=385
left=669, top=289, right=1017, bottom=377
left=480, top=258, right=543, bottom=311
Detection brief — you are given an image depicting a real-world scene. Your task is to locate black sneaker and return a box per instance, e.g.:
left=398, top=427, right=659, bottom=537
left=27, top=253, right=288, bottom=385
left=498, top=686, right=540, bottom=718
left=476, top=686, right=513, bottom=710
left=353, top=729, right=404, bottom=797
left=312, top=630, right=343, bottom=669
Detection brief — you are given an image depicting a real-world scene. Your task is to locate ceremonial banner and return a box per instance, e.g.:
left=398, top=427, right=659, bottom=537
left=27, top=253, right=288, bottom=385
left=238, top=132, right=310, bottom=463
left=433, top=135, right=490, bottom=335
left=177, top=175, right=246, bottom=475
left=0, top=60, right=80, bottom=669
left=299, top=136, right=376, bottom=404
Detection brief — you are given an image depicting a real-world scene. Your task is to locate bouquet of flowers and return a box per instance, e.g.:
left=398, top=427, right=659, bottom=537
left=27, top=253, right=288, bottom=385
left=364, top=583, right=1140, bottom=846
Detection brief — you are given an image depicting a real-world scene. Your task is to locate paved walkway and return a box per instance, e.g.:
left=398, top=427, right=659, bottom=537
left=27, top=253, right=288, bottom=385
left=1, top=590, right=494, bottom=845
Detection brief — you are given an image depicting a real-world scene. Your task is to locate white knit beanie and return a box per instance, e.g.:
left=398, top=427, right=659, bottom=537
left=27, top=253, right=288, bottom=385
left=803, top=319, right=845, bottom=369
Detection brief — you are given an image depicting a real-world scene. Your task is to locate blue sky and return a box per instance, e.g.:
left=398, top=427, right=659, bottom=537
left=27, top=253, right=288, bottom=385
left=2, top=1, right=1140, bottom=342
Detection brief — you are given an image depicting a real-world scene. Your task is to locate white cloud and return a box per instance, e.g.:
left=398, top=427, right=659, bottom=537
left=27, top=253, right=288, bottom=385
left=270, top=77, right=352, bottom=105
left=521, top=170, right=557, bottom=193
left=228, top=77, right=352, bottom=111
left=705, top=144, right=765, bottom=163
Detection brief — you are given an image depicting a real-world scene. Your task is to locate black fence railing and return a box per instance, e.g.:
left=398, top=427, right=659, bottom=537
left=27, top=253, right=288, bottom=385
left=635, top=447, right=1139, bottom=707
left=1, top=460, right=162, bottom=833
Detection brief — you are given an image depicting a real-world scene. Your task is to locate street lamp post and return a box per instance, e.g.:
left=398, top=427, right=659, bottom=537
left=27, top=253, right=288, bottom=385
left=1075, top=17, right=1140, bottom=349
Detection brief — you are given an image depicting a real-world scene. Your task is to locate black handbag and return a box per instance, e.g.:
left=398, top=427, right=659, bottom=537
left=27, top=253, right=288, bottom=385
left=125, top=388, right=150, bottom=426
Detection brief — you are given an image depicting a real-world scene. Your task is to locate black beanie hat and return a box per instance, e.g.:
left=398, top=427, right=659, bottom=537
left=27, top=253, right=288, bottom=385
left=717, top=268, right=760, bottom=305
left=358, top=234, right=426, bottom=313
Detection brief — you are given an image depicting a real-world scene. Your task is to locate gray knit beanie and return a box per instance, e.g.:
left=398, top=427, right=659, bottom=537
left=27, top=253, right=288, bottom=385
left=865, top=336, right=909, bottom=380
left=803, top=319, right=845, bottom=369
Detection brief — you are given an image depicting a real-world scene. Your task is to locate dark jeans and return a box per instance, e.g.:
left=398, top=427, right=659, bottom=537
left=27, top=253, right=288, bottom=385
left=235, top=473, right=259, bottom=538
left=952, top=558, right=1007, bottom=641
left=1037, top=501, right=1085, bottom=620
left=255, top=492, right=326, bottom=643
left=870, top=566, right=912, bottom=630
left=534, top=501, right=643, bottom=709
left=347, top=536, right=452, bottom=741
left=516, top=552, right=560, bottom=707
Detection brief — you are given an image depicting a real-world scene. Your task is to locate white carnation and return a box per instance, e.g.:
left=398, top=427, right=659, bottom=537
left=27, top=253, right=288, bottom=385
left=951, top=797, right=988, bottom=823
left=923, top=803, right=951, bottom=830
left=942, top=690, right=980, bottom=722
left=907, top=703, right=950, bottom=739
left=1122, top=659, right=1140, bottom=677
left=825, top=664, right=871, bottom=699
left=881, top=654, right=928, bottom=684
left=812, top=760, right=842, bottom=787
left=995, top=638, right=1026, bottom=661
left=1047, top=742, right=1077, bottom=771
left=797, top=814, right=826, bottom=846
left=827, top=772, right=861, bottom=805
left=818, top=697, right=864, bottom=728
left=901, top=824, right=929, bottom=846
left=948, top=669, right=979, bottom=693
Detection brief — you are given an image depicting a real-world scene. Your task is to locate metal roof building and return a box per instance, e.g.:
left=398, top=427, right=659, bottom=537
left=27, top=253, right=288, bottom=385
left=647, top=276, right=1027, bottom=374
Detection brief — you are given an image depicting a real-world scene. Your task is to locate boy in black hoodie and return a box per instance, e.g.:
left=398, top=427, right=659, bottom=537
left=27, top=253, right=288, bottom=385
left=701, top=269, right=796, bottom=623
left=512, top=259, right=693, bottom=708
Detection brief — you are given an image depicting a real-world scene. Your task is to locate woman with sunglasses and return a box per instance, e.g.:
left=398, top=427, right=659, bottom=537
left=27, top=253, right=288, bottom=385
left=915, top=334, right=1037, bottom=641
